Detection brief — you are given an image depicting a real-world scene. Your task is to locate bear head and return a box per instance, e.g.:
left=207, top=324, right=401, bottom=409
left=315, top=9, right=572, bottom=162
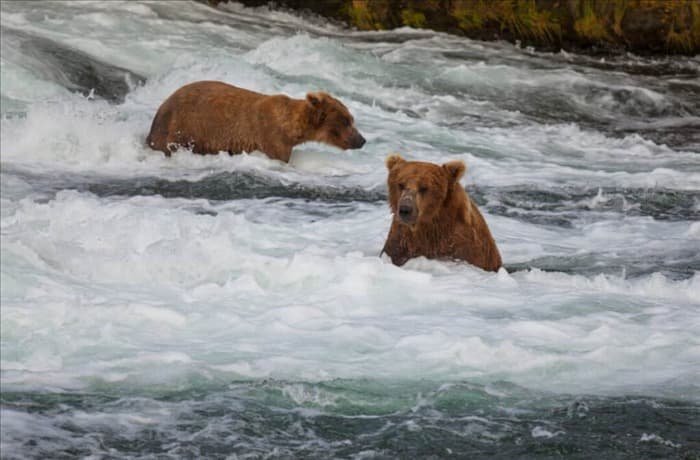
left=386, top=154, right=466, bottom=228
left=306, top=92, right=365, bottom=150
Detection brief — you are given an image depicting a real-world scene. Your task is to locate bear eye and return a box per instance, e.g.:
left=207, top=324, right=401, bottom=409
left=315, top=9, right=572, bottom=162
left=419, top=186, right=428, bottom=194
left=398, top=183, right=405, bottom=191
left=343, top=118, right=351, bottom=127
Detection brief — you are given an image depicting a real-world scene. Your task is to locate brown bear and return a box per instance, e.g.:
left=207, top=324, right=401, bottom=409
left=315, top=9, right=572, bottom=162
left=381, top=154, right=502, bottom=272
left=146, top=81, right=365, bottom=162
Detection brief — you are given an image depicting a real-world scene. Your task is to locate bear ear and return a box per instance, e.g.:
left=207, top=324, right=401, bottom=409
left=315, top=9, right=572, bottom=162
left=386, top=153, right=405, bottom=171
left=306, top=92, right=325, bottom=107
left=443, top=160, right=466, bottom=182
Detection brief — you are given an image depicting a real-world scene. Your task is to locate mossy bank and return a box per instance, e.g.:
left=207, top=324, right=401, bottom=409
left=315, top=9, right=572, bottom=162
left=207, top=0, right=700, bottom=55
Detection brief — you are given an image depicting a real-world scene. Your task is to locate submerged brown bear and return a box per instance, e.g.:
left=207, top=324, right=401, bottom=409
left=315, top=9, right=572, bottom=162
left=382, top=154, right=502, bottom=272
left=146, top=81, right=365, bottom=162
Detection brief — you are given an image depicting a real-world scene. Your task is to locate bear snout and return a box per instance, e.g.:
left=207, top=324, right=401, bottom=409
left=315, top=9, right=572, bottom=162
left=349, top=131, right=366, bottom=149
left=397, top=195, right=417, bottom=225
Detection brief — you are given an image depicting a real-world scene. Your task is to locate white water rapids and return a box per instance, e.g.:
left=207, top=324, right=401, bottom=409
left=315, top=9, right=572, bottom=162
left=1, top=1, right=699, bottom=458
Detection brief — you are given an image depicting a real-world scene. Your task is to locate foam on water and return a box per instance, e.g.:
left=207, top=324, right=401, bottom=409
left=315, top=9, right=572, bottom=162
left=2, top=191, right=698, bottom=398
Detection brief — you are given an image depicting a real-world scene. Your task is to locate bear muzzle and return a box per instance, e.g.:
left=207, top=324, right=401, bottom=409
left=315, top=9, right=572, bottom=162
left=397, top=195, right=417, bottom=226
left=349, top=130, right=366, bottom=149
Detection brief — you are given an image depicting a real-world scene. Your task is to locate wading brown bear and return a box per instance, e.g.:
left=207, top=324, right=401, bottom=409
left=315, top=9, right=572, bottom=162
left=381, top=154, right=502, bottom=272
left=146, top=81, right=365, bottom=162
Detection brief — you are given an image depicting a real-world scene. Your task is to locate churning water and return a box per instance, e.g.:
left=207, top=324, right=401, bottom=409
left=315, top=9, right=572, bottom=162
left=1, top=1, right=699, bottom=458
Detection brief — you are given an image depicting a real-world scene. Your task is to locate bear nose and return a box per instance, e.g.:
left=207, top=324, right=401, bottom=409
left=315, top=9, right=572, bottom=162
left=351, top=132, right=366, bottom=149
left=398, top=195, right=414, bottom=220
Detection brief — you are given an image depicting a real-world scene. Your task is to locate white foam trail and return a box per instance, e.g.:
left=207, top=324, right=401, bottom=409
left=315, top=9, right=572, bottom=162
left=2, top=192, right=698, bottom=398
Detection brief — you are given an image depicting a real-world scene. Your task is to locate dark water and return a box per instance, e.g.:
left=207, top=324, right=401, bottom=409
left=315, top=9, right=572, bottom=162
left=6, top=167, right=700, bottom=222
left=3, top=382, right=700, bottom=460
left=1, top=27, right=144, bottom=106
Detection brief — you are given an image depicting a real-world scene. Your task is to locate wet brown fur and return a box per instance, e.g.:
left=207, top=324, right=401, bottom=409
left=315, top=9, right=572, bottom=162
left=146, top=81, right=364, bottom=162
left=382, top=154, right=502, bottom=272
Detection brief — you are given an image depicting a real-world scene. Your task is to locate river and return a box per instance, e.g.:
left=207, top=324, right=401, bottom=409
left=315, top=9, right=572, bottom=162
left=1, top=1, right=699, bottom=458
